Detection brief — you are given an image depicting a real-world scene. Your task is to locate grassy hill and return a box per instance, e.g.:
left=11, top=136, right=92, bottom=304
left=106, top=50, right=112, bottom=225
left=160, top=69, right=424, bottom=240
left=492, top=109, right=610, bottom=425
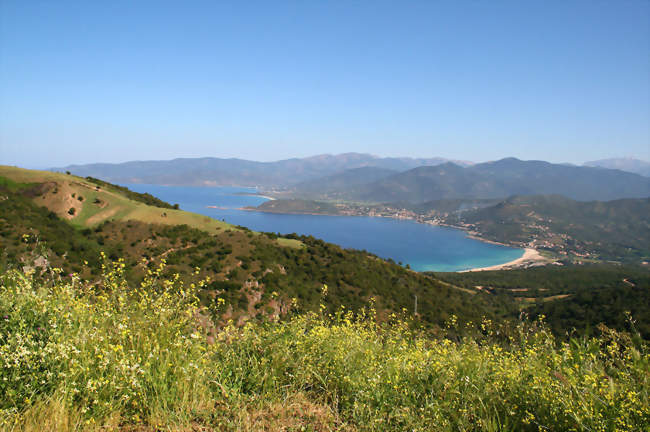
left=0, top=166, right=233, bottom=233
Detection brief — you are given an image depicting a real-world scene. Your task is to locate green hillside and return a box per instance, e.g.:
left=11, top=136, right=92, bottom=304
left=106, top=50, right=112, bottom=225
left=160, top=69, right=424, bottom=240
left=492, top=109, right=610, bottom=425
left=446, top=195, right=650, bottom=262
left=0, top=166, right=234, bottom=234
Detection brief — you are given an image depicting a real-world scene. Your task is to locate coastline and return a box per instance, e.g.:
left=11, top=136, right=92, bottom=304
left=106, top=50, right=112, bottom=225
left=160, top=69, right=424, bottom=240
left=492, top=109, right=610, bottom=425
left=233, top=191, right=277, bottom=200
left=239, top=204, right=547, bottom=272
left=459, top=248, right=546, bottom=272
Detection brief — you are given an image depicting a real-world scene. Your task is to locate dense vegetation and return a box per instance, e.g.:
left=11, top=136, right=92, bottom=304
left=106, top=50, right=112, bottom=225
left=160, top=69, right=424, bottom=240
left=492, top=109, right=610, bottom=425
left=1, top=266, right=647, bottom=431
left=435, top=265, right=650, bottom=339
left=0, top=184, right=105, bottom=272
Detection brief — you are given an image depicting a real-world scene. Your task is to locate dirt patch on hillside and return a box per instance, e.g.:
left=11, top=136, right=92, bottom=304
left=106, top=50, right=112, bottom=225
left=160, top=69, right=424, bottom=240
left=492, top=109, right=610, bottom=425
left=36, top=182, right=83, bottom=220
left=86, top=206, right=121, bottom=226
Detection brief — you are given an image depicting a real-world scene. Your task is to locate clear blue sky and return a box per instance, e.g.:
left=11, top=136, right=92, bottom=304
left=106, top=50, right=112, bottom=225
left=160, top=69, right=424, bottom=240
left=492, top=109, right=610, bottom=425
left=1, top=0, right=648, bottom=167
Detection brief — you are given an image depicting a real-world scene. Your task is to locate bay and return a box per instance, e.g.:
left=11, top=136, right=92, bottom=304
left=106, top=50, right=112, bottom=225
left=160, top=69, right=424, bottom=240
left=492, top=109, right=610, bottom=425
left=125, top=184, right=524, bottom=272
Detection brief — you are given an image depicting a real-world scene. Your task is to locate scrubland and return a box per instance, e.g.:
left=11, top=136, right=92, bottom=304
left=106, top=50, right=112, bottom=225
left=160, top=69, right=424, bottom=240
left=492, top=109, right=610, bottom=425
left=1, top=260, right=648, bottom=431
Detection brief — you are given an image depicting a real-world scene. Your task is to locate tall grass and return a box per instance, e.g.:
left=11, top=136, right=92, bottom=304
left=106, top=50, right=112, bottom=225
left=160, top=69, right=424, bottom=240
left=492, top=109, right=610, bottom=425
left=1, top=260, right=647, bottom=431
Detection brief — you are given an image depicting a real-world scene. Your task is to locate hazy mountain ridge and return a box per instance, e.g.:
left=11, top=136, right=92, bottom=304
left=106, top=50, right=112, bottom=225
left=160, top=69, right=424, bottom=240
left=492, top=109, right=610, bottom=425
left=584, top=157, right=650, bottom=177
left=328, top=158, right=650, bottom=203
left=56, top=153, right=471, bottom=187
left=290, top=166, right=399, bottom=198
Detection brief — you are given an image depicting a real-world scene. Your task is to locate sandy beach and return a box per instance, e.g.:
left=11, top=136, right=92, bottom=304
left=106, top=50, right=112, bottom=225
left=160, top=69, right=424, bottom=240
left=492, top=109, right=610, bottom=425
left=460, top=248, right=547, bottom=272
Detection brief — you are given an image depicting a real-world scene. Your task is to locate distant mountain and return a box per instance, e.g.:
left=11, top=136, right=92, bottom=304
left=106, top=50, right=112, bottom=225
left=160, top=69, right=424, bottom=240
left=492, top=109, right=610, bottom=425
left=291, top=166, right=399, bottom=198
left=55, top=153, right=470, bottom=187
left=335, top=158, right=650, bottom=203
left=584, top=157, right=650, bottom=177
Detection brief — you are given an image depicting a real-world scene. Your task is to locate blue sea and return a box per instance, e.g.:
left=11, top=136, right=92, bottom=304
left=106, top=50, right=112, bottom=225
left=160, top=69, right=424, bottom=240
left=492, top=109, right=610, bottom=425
left=125, top=184, right=523, bottom=272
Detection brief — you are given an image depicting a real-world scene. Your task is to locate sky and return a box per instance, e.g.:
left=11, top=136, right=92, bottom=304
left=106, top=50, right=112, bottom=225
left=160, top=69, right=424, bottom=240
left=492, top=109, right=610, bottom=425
left=1, top=0, right=649, bottom=168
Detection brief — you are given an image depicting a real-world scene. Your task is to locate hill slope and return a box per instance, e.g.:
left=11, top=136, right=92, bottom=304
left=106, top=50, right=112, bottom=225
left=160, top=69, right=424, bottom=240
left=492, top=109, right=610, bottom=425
left=0, top=166, right=233, bottom=233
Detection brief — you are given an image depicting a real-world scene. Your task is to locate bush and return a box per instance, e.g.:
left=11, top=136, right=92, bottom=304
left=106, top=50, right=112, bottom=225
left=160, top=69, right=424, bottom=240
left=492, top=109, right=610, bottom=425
left=0, top=260, right=211, bottom=427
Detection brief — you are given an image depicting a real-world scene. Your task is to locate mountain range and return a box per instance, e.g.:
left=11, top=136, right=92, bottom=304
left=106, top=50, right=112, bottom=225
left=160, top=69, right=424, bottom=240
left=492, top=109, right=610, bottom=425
left=56, top=153, right=471, bottom=187
left=288, top=158, right=650, bottom=203
left=58, top=154, right=650, bottom=203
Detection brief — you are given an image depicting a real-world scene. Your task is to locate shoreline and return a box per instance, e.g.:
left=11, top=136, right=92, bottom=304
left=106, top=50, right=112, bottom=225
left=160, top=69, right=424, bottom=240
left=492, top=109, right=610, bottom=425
left=255, top=195, right=277, bottom=201
left=459, top=248, right=546, bottom=272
